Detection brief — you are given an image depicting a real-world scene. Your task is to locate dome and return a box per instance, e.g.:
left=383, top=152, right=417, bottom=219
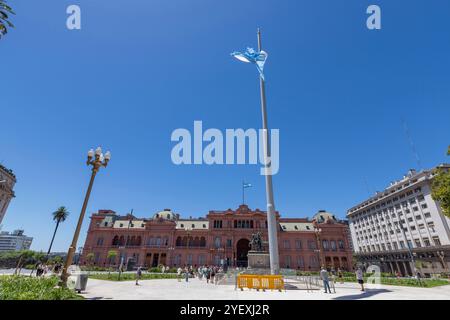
left=312, top=210, right=337, bottom=223
left=153, top=209, right=175, bottom=220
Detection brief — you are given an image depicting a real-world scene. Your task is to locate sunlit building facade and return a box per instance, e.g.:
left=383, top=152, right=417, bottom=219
left=81, top=205, right=353, bottom=271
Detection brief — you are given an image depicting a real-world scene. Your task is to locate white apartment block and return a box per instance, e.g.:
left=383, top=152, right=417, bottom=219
left=0, top=229, right=33, bottom=252
left=347, top=164, right=450, bottom=277
left=0, top=164, right=16, bottom=225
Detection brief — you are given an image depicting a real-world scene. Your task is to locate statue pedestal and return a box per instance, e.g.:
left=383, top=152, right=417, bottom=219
left=247, top=251, right=270, bottom=269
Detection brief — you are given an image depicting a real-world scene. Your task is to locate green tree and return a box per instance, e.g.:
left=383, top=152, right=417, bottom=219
left=14, top=250, right=34, bottom=275
left=431, top=147, right=450, bottom=218
left=107, top=250, right=118, bottom=274
left=0, top=0, right=15, bottom=38
left=85, top=253, right=95, bottom=266
left=47, top=206, right=69, bottom=256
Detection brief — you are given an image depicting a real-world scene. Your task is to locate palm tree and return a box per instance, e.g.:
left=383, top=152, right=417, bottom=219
left=47, top=206, right=69, bottom=257
left=0, top=0, right=15, bottom=38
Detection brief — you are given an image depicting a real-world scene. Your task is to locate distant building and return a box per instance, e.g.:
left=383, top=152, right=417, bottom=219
left=347, top=164, right=450, bottom=276
left=0, top=229, right=33, bottom=252
left=81, top=206, right=353, bottom=271
left=0, top=164, right=16, bottom=225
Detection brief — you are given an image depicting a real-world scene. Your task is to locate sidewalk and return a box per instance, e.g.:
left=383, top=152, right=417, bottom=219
left=81, top=277, right=450, bottom=300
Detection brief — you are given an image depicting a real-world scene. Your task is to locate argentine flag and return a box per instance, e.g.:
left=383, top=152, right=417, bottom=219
left=243, top=182, right=252, bottom=188
left=231, top=47, right=268, bottom=80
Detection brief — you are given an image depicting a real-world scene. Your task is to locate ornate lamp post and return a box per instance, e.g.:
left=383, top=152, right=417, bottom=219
left=313, top=224, right=323, bottom=269
left=60, top=147, right=111, bottom=286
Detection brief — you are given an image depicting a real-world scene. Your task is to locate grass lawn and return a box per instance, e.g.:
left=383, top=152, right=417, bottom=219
left=89, top=272, right=178, bottom=281
left=339, top=277, right=449, bottom=288
left=0, top=275, right=84, bottom=300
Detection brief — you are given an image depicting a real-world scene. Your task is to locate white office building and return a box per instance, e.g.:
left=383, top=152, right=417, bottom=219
left=0, top=229, right=33, bottom=252
left=347, top=164, right=450, bottom=276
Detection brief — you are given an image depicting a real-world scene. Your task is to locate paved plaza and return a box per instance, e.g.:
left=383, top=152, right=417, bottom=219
left=81, top=277, right=450, bottom=300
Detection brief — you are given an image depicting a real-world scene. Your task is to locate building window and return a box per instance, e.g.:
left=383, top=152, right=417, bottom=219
left=297, top=256, right=304, bottom=269
left=214, top=237, right=221, bottom=248
left=295, top=240, right=302, bottom=250
left=330, top=241, right=337, bottom=251
left=284, top=256, right=291, bottom=269
left=338, top=240, right=345, bottom=250
left=283, top=240, right=290, bottom=249
left=322, top=240, right=329, bottom=251
left=226, top=239, right=232, bottom=248
left=423, top=238, right=431, bottom=247
left=432, top=236, right=441, bottom=246
left=213, top=220, right=223, bottom=229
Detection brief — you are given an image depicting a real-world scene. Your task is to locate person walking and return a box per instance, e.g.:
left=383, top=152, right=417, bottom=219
left=206, top=266, right=211, bottom=284
left=337, top=268, right=344, bottom=284
left=320, top=266, right=332, bottom=293
left=136, top=266, right=142, bottom=285
left=184, top=266, right=189, bottom=282
left=356, top=267, right=365, bottom=292
left=177, top=266, right=182, bottom=282
left=210, top=266, right=216, bottom=285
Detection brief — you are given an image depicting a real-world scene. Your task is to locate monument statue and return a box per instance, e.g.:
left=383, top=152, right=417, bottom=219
left=247, top=232, right=270, bottom=270
left=249, top=232, right=263, bottom=252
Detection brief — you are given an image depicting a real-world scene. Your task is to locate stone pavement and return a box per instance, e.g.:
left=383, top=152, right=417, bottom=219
left=81, top=277, right=450, bottom=300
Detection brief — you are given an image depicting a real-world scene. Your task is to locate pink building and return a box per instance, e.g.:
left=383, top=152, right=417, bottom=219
left=81, top=205, right=353, bottom=271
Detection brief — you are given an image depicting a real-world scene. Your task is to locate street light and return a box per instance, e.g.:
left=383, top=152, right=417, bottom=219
left=60, top=147, right=111, bottom=286
left=313, top=224, right=323, bottom=269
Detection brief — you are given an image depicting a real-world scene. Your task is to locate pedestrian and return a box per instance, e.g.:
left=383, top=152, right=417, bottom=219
left=320, top=266, right=332, bottom=293
left=206, top=267, right=211, bottom=284
left=136, top=266, right=142, bottom=285
left=184, top=266, right=189, bottom=282
left=356, top=267, right=365, bottom=292
left=177, top=266, right=182, bottom=282
left=337, top=268, right=344, bottom=284
left=161, top=264, right=165, bottom=273
left=210, top=267, right=216, bottom=284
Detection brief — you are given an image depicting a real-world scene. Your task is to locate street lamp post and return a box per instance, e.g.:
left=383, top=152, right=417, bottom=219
left=60, top=147, right=110, bottom=286
left=314, top=225, right=323, bottom=269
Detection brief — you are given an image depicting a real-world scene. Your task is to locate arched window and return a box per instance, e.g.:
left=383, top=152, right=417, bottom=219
left=181, top=236, right=188, bottom=247
left=112, top=236, right=119, bottom=246
left=176, top=237, right=182, bottom=246
left=130, top=236, right=136, bottom=246
left=200, top=237, right=206, bottom=247
left=136, top=236, right=142, bottom=246
left=119, top=236, right=125, bottom=246
left=193, top=237, right=200, bottom=247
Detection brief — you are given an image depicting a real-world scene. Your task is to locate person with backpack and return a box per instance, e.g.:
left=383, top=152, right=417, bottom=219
left=136, top=266, right=142, bottom=285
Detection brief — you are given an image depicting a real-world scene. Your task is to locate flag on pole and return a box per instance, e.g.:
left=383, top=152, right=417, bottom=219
left=243, top=182, right=252, bottom=188
left=231, top=47, right=268, bottom=80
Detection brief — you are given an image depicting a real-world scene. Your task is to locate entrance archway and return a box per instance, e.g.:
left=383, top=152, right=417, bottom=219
left=236, top=239, right=250, bottom=267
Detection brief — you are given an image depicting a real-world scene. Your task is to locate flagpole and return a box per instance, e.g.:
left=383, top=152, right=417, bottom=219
left=257, top=28, right=280, bottom=275
left=242, top=181, right=245, bottom=205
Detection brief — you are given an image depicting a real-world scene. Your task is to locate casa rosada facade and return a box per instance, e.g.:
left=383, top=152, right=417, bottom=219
left=80, top=205, right=353, bottom=271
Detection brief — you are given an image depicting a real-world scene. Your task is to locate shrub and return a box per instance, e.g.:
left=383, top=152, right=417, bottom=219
left=0, top=275, right=83, bottom=300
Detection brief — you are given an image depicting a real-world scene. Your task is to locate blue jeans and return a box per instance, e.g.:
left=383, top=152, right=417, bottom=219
left=323, top=280, right=331, bottom=293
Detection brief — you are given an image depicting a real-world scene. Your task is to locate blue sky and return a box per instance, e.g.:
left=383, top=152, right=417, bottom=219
left=1, top=0, right=449, bottom=252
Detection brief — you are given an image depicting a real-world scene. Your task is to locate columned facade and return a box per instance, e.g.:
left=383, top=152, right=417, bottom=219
left=81, top=206, right=353, bottom=271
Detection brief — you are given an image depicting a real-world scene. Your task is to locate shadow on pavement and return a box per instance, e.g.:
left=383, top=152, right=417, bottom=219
left=332, top=289, right=391, bottom=300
